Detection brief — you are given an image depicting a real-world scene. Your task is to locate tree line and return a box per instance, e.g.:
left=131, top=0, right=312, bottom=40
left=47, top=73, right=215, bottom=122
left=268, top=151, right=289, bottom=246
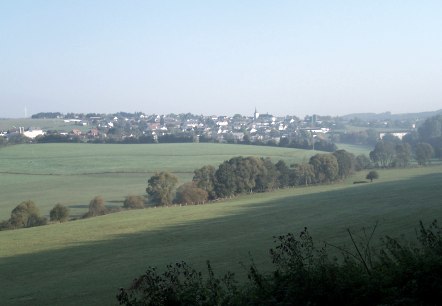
left=0, top=195, right=146, bottom=231
left=146, top=149, right=367, bottom=206
left=368, top=115, right=442, bottom=167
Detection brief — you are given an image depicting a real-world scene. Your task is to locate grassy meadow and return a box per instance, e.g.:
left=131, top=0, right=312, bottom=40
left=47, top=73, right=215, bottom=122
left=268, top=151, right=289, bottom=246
left=0, top=118, right=90, bottom=133
left=0, top=164, right=441, bottom=305
left=0, top=143, right=322, bottom=218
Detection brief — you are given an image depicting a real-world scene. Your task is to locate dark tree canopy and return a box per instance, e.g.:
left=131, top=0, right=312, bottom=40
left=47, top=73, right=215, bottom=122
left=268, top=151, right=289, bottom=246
left=146, top=172, right=178, bottom=206
left=370, top=140, right=396, bottom=168
left=333, top=150, right=355, bottom=179
left=366, top=170, right=379, bottom=182
left=192, top=165, right=216, bottom=199
left=309, top=154, right=339, bottom=183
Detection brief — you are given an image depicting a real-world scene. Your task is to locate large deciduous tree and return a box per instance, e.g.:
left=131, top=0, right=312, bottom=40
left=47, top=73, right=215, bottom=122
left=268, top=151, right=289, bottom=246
left=355, top=154, right=371, bottom=171
left=49, top=203, right=70, bottom=222
left=146, top=172, right=178, bottom=205
left=193, top=165, right=216, bottom=199
left=394, top=143, right=411, bottom=167
left=291, top=163, right=315, bottom=186
left=10, top=200, right=47, bottom=228
left=415, top=143, right=434, bottom=165
left=333, top=150, right=355, bottom=179
left=309, top=154, right=339, bottom=183
left=369, top=140, right=396, bottom=168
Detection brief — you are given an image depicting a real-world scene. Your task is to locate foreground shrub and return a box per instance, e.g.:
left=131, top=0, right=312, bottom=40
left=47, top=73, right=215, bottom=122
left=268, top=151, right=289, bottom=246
left=117, top=220, right=442, bottom=306
left=49, top=203, right=70, bottom=222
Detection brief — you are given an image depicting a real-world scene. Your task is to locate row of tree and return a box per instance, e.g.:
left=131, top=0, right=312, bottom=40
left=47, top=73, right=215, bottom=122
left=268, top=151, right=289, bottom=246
left=146, top=150, right=365, bottom=206
left=0, top=201, right=69, bottom=230
left=0, top=194, right=149, bottom=231
left=368, top=114, right=442, bottom=168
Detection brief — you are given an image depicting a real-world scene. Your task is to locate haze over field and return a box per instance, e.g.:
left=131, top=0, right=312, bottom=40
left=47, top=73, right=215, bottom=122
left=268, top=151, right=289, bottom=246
left=1, top=1, right=442, bottom=118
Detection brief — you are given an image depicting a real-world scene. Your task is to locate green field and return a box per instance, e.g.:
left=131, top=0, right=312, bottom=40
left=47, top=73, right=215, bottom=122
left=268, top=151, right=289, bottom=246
left=0, top=118, right=89, bottom=133
left=1, top=164, right=441, bottom=305
left=0, top=143, right=321, bottom=218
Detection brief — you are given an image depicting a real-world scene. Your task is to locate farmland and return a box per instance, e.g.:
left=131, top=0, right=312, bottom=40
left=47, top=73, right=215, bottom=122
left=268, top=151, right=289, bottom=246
left=1, top=142, right=441, bottom=305
left=0, top=163, right=441, bottom=305
left=0, top=143, right=327, bottom=218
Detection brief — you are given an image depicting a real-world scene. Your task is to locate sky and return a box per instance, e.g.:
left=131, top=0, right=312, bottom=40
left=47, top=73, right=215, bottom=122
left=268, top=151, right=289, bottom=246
left=1, top=1, right=441, bottom=118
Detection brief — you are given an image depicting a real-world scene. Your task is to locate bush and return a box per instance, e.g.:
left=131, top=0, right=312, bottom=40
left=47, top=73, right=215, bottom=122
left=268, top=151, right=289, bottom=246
left=123, top=195, right=145, bottom=209
left=117, top=221, right=442, bottom=306
left=9, top=200, right=47, bottom=229
left=175, top=183, right=209, bottom=205
left=84, top=196, right=107, bottom=218
left=49, top=204, right=70, bottom=222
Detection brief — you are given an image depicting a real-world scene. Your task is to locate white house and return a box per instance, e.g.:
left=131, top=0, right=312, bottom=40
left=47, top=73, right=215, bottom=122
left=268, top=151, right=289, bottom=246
left=23, top=129, right=45, bottom=139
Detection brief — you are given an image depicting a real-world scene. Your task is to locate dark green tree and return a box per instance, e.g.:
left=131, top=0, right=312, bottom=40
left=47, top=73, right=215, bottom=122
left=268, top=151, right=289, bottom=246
left=333, top=150, right=355, bottom=179
left=366, top=170, right=379, bottom=182
left=146, top=172, right=178, bottom=205
left=291, top=163, right=315, bottom=186
left=275, top=160, right=290, bottom=188
left=369, top=140, right=396, bottom=168
left=193, top=165, right=216, bottom=199
left=49, top=203, right=70, bottom=222
left=254, top=158, right=278, bottom=192
left=309, top=154, right=339, bottom=183
left=214, top=162, right=237, bottom=198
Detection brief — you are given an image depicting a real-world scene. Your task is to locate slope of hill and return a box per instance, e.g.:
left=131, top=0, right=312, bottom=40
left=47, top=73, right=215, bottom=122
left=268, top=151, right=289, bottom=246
left=341, top=109, right=442, bottom=121
left=1, top=165, right=441, bottom=305
left=0, top=143, right=320, bottom=218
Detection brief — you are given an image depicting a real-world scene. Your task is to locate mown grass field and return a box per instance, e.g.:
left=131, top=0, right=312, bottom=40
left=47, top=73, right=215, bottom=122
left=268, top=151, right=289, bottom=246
left=0, top=118, right=89, bottom=133
left=0, top=143, right=324, bottom=219
left=0, top=164, right=441, bottom=305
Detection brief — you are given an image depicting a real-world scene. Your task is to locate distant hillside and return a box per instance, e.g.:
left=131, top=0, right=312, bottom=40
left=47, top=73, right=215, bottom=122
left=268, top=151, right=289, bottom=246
left=341, top=109, right=442, bottom=121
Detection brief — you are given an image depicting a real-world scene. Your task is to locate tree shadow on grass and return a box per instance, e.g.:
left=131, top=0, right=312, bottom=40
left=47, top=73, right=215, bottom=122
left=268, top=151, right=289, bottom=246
left=1, top=173, right=442, bottom=306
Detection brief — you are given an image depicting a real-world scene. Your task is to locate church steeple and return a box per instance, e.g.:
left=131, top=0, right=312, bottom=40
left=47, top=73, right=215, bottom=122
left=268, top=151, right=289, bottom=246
left=254, top=107, right=259, bottom=120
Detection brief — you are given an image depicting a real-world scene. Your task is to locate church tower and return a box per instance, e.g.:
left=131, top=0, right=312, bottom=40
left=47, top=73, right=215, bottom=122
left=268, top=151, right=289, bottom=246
left=254, top=107, right=260, bottom=120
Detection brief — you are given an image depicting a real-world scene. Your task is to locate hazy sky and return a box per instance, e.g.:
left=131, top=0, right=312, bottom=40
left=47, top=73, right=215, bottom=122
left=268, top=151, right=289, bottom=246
left=1, top=1, right=441, bottom=118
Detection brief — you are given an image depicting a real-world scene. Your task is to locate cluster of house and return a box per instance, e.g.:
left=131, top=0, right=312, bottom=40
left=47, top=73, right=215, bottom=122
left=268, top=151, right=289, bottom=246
left=0, top=109, right=418, bottom=144
left=0, top=110, right=334, bottom=144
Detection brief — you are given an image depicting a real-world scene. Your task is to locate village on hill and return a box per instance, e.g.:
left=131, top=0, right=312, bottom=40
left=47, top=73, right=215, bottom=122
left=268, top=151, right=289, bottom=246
left=0, top=109, right=421, bottom=149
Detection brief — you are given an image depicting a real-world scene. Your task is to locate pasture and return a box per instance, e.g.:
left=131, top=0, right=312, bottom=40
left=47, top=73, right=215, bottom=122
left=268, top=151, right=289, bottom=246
left=0, top=143, right=321, bottom=219
left=0, top=118, right=89, bottom=133
left=0, top=165, right=441, bottom=305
